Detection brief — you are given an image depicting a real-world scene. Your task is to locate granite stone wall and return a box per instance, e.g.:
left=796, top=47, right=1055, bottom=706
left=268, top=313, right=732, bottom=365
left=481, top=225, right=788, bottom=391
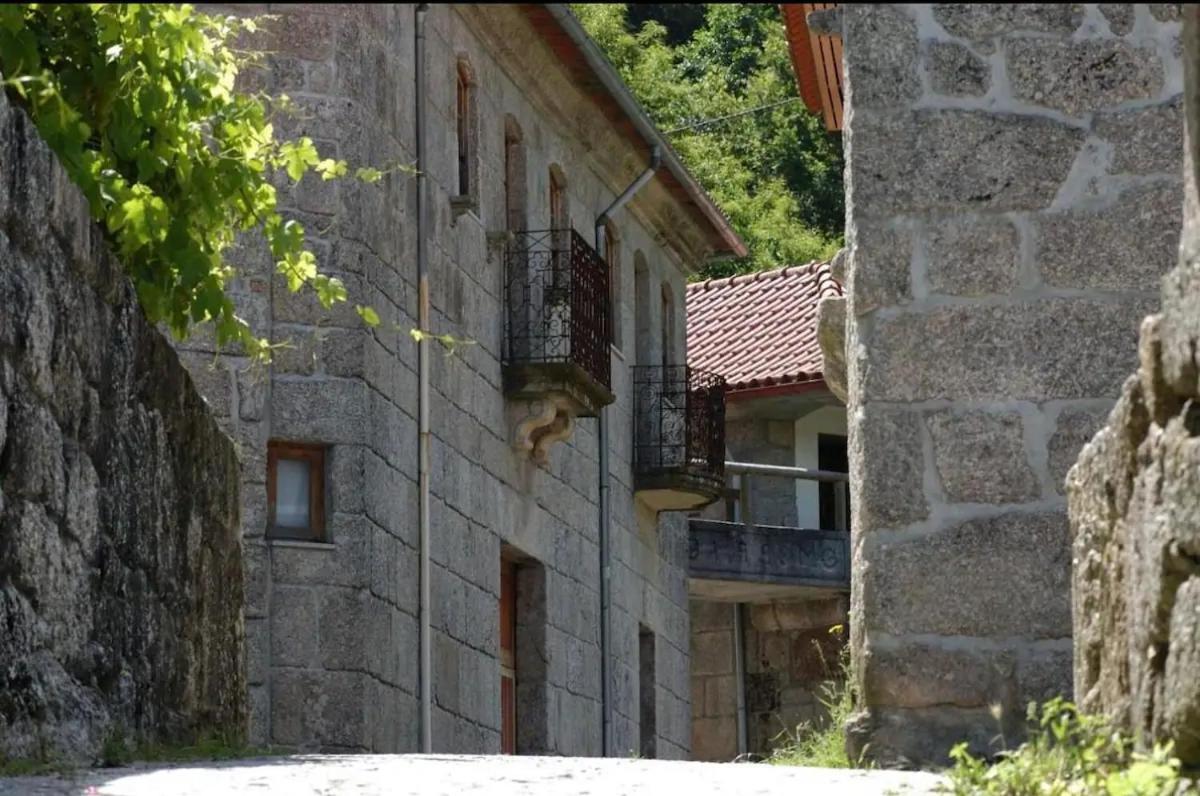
left=183, top=4, right=699, bottom=756
left=1067, top=4, right=1200, bottom=766
left=835, top=3, right=1183, bottom=766
left=690, top=419, right=849, bottom=761
left=0, top=93, right=245, bottom=763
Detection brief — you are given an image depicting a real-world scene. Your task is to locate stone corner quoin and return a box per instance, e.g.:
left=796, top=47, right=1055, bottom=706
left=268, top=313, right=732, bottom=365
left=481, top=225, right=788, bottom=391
left=839, top=2, right=1184, bottom=768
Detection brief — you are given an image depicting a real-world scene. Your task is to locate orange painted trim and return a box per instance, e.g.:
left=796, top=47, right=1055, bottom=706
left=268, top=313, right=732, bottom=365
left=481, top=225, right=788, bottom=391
left=780, top=4, right=844, bottom=132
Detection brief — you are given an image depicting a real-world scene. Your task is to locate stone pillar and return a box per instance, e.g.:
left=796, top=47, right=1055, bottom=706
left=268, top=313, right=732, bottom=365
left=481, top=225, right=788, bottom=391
left=1068, top=4, right=1200, bottom=766
left=837, top=4, right=1183, bottom=766
left=689, top=600, right=739, bottom=761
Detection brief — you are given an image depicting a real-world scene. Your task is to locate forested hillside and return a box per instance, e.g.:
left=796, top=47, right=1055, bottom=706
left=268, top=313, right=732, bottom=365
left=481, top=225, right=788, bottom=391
left=574, top=4, right=844, bottom=279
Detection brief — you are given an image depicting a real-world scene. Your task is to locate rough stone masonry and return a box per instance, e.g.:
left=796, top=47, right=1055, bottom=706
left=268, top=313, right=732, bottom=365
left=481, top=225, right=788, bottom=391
left=825, top=3, right=1184, bottom=766
left=0, top=91, right=245, bottom=762
left=1068, top=4, right=1200, bottom=766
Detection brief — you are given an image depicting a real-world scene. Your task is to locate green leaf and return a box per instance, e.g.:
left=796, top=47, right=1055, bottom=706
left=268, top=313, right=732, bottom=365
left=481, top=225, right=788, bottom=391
left=279, top=136, right=320, bottom=182
left=355, top=166, right=383, bottom=183
left=356, top=305, right=380, bottom=327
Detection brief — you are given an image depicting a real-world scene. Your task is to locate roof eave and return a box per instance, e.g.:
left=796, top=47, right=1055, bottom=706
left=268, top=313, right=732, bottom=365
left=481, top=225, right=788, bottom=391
left=542, top=5, right=749, bottom=260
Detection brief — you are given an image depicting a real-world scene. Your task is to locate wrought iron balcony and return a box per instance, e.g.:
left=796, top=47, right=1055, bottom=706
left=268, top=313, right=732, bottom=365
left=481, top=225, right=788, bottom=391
left=633, top=365, right=726, bottom=511
left=503, top=229, right=613, bottom=416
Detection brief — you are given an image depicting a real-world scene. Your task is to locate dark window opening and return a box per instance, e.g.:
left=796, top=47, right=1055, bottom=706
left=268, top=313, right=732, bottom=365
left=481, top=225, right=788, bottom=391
left=639, top=624, right=657, bottom=759
left=500, top=558, right=517, bottom=754
left=456, top=64, right=472, bottom=198
left=817, top=433, right=849, bottom=531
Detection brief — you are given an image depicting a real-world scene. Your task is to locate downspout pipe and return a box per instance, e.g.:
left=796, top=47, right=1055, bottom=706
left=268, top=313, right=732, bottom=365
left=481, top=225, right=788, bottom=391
left=415, top=2, right=433, bottom=755
left=595, top=144, right=661, bottom=757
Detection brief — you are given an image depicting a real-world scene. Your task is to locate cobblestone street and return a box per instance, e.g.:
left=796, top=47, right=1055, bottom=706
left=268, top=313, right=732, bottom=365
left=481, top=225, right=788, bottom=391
left=0, top=755, right=944, bottom=795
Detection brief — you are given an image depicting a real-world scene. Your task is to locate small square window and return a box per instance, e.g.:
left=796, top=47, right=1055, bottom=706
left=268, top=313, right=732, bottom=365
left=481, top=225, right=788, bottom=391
left=267, top=442, right=326, bottom=541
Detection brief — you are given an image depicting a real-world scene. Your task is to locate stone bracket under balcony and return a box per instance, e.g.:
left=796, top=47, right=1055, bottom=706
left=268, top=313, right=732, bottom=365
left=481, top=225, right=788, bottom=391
left=688, top=519, right=850, bottom=602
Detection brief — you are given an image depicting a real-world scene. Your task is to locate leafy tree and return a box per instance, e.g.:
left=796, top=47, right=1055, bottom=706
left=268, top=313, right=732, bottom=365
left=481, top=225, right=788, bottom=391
left=0, top=4, right=386, bottom=359
left=574, top=3, right=844, bottom=279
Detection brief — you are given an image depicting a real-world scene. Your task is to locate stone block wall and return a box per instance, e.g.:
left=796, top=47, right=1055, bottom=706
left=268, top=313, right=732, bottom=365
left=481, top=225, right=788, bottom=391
left=838, top=3, right=1183, bottom=766
left=723, top=418, right=799, bottom=527
left=689, top=601, right=738, bottom=761
left=744, top=598, right=848, bottom=756
left=1067, top=4, right=1200, bottom=766
left=181, top=4, right=699, bottom=757
left=0, top=93, right=245, bottom=762
left=690, top=410, right=849, bottom=761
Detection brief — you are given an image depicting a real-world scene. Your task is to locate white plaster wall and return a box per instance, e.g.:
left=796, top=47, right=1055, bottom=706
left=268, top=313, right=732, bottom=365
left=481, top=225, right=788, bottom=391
left=793, top=406, right=848, bottom=529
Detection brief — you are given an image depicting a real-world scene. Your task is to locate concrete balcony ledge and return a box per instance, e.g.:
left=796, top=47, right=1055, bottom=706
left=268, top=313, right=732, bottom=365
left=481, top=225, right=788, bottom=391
left=687, top=519, right=850, bottom=603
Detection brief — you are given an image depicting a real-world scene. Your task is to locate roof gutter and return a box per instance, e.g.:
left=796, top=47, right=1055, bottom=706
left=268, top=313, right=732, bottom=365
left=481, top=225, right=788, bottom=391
left=543, top=5, right=749, bottom=260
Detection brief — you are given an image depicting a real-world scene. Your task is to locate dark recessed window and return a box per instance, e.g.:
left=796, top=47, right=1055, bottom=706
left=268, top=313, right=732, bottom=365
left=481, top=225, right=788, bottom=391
left=456, top=63, right=472, bottom=198
left=267, top=442, right=326, bottom=541
left=818, top=433, right=849, bottom=531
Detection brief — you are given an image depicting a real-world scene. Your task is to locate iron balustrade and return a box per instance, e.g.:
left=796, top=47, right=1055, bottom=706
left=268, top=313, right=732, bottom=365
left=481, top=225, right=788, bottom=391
left=633, top=365, right=726, bottom=497
left=503, top=229, right=612, bottom=407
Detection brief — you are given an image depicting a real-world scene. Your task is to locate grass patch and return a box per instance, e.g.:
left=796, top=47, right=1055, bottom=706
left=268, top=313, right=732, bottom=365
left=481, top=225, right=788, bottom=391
left=767, top=625, right=864, bottom=769
left=1, top=729, right=281, bottom=778
left=945, top=698, right=1197, bottom=795
left=0, top=757, right=77, bottom=778
left=101, top=728, right=281, bottom=768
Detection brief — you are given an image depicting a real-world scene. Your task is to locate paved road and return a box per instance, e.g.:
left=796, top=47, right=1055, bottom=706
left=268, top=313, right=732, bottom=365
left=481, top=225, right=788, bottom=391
left=0, top=754, right=945, bottom=795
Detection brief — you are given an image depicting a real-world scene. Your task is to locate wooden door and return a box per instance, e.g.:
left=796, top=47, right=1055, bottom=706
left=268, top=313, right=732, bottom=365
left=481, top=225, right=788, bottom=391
left=500, top=560, right=517, bottom=754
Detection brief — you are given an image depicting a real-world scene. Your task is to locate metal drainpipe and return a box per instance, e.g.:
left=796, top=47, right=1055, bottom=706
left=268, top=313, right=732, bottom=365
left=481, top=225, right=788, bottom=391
left=415, top=2, right=433, bottom=755
left=733, top=602, right=748, bottom=757
left=595, top=145, right=662, bottom=757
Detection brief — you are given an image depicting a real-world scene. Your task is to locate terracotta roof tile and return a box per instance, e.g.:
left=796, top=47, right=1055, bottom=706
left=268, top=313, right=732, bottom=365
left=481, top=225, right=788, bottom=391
left=686, top=261, right=842, bottom=393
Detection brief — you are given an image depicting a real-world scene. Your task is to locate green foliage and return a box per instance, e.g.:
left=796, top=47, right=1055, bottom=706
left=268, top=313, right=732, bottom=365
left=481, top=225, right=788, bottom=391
left=946, top=698, right=1195, bottom=796
left=769, top=625, right=864, bottom=769
left=99, top=728, right=279, bottom=768
left=0, top=4, right=387, bottom=358
left=573, top=3, right=843, bottom=279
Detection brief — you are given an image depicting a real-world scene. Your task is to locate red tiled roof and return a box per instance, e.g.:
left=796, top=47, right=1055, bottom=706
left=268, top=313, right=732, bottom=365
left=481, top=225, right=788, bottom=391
left=686, top=262, right=843, bottom=393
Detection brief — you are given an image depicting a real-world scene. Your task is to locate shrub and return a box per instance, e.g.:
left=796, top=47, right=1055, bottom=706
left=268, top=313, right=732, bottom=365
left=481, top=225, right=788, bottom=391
left=768, top=625, right=863, bottom=769
left=945, top=698, right=1194, bottom=796
left=0, top=4, right=386, bottom=358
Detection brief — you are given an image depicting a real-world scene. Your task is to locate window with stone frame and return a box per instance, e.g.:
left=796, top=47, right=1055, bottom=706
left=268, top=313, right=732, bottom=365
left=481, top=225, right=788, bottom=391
left=503, top=116, right=527, bottom=233
left=604, top=222, right=622, bottom=351
left=660, top=282, right=675, bottom=370
left=266, top=441, right=327, bottom=542
left=549, top=165, right=569, bottom=292
left=453, top=58, right=479, bottom=212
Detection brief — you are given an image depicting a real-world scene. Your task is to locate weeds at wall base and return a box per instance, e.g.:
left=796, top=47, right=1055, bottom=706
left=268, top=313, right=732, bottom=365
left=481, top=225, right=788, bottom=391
left=767, top=626, right=864, bottom=770
left=1, top=729, right=283, bottom=779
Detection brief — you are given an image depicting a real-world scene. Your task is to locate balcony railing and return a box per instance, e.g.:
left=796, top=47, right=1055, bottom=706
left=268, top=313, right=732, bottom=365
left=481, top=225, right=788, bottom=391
left=503, top=229, right=613, bottom=415
left=633, top=365, right=726, bottom=507
left=688, top=462, right=852, bottom=602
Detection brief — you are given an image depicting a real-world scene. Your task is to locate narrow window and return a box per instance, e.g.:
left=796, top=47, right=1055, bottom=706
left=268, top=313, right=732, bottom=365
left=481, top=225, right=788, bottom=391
left=605, top=223, right=622, bottom=351
left=504, top=117, right=527, bottom=233
left=500, top=559, right=517, bottom=754
left=660, top=283, right=675, bottom=371
left=549, top=167, right=569, bottom=290
left=549, top=169, right=566, bottom=230
left=633, top=252, right=651, bottom=367
left=818, top=433, right=850, bottom=530
left=456, top=63, right=472, bottom=198
left=267, top=442, right=326, bottom=541
left=639, top=625, right=658, bottom=759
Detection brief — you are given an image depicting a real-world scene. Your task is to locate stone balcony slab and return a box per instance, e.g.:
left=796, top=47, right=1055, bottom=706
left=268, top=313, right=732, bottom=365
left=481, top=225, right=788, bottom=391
left=687, top=519, right=850, bottom=603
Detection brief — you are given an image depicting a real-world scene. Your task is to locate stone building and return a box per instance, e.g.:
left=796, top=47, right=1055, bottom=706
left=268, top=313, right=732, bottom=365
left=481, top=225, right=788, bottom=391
left=684, top=263, right=851, bottom=761
left=176, top=4, right=745, bottom=756
left=792, top=2, right=1185, bottom=767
